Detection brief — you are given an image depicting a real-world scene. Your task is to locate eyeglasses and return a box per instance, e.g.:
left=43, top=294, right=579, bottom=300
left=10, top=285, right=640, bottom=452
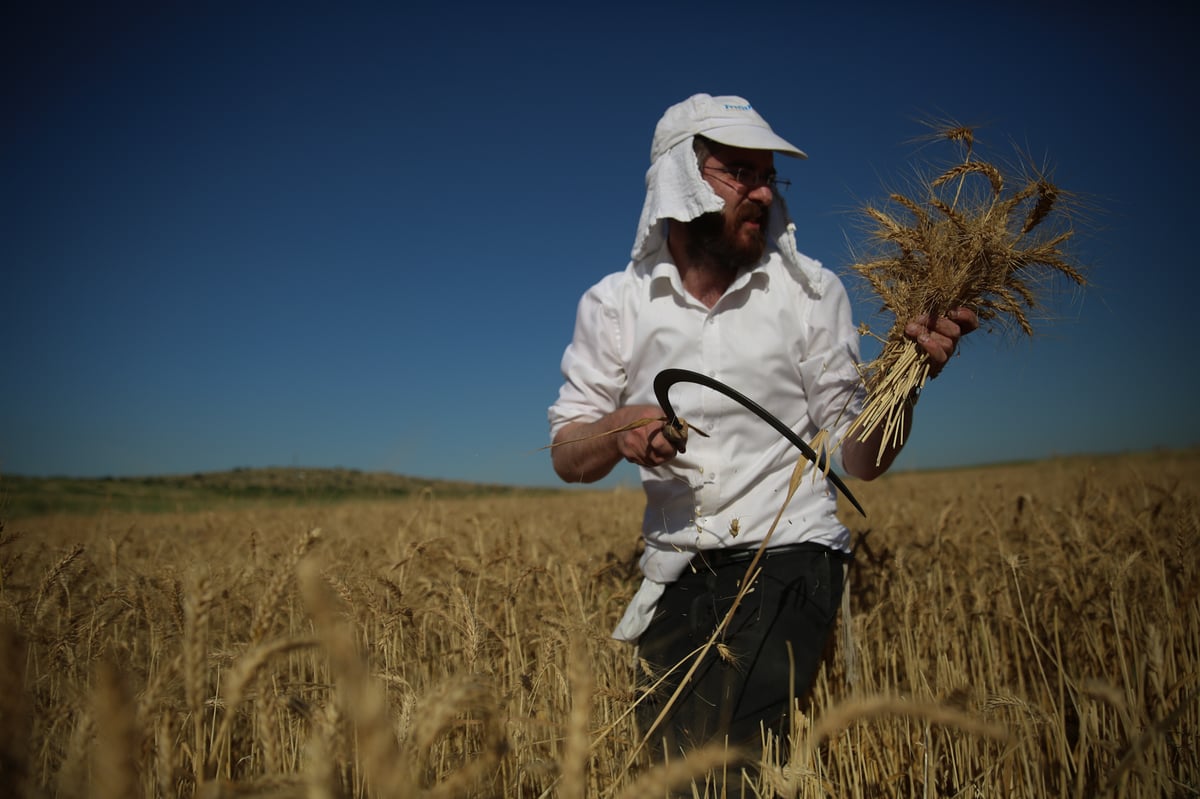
left=702, top=165, right=791, bottom=192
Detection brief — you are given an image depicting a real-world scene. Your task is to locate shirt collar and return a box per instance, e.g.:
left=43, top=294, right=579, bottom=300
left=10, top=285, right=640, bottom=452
left=644, top=245, right=775, bottom=305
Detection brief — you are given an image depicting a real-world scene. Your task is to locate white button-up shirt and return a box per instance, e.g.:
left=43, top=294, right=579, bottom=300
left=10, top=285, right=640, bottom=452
left=549, top=240, right=865, bottom=640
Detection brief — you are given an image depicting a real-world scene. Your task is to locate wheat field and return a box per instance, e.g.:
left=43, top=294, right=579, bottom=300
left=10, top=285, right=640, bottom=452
left=1, top=449, right=1196, bottom=798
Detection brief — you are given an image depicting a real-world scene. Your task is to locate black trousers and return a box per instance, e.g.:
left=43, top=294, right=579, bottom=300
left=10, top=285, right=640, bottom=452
left=636, top=543, right=846, bottom=758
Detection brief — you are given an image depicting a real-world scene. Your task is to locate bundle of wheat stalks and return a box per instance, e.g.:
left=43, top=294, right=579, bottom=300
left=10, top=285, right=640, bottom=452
left=844, top=123, right=1086, bottom=465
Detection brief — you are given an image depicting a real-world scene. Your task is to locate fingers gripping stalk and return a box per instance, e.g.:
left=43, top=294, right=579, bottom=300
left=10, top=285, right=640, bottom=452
left=653, top=368, right=867, bottom=517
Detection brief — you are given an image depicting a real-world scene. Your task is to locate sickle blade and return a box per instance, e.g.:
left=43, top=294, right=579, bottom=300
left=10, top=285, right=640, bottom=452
left=653, top=368, right=866, bottom=517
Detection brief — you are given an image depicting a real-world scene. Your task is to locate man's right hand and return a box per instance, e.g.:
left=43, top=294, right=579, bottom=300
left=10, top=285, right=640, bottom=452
left=617, top=404, right=681, bottom=468
left=551, top=404, right=679, bottom=483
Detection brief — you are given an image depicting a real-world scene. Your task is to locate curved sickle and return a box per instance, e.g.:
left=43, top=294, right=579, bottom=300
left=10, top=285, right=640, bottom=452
left=653, top=368, right=866, bottom=517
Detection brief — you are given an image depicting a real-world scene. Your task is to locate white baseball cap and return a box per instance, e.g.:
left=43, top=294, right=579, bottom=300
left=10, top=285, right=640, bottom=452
left=650, top=93, right=807, bottom=162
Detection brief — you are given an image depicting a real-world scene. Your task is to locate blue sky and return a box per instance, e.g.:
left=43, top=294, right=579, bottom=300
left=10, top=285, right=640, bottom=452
left=3, top=2, right=1196, bottom=489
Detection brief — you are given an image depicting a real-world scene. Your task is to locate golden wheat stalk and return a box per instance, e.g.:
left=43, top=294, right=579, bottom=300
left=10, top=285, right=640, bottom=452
left=302, top=718, right=338, bottom=799
left=32, top=543, right=85, bottom=622
left=844, top=121, right=1086, bottom=465
left=209, top=636, right=320, bottom=775
left=559, top=632, right=593, bottom=799
left=183, top=574, right=214, bottom=787
left=298, top=557, right=420, bottom=799
left=801, top=694, right=1009, bottom=753
left=249, top=527, right=322, bottom=647
left=539, top=415, right=709, bottom=453
left=91, top=656, right=139, bottom=799
left=610, top=742, right=740, bottom=799
left=411, top=676, right=507, bottom=799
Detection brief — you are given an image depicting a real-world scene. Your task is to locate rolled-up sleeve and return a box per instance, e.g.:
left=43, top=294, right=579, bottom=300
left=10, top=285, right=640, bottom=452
left=548, top=275, right=627, bottom=442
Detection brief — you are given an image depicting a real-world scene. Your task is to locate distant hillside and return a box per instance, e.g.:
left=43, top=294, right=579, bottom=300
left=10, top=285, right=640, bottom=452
left=0, top=467, right=561, bottom=518
left=4, top=447, right=1195, bottom=519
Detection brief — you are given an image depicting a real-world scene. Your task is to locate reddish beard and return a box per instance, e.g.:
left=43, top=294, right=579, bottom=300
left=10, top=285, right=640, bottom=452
left=683, top=203, right=768, bottom=274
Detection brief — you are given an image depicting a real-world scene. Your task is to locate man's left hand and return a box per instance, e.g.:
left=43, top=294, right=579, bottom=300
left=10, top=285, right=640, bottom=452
left=904, top=306, right=980, bottom=378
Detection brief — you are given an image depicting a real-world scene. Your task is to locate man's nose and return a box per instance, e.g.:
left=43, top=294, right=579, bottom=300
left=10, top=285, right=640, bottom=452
left=747, top=182, right=773, bottom=204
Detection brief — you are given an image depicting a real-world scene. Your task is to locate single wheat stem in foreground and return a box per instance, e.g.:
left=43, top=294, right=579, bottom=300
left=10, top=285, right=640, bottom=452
left=801, top=694, right=1009, bottom=755
left=209, top=636, right=320, bottom=774
left=249, top=527, right=322, bottom=647
left=297, top=558, right=404, bottom=794
left=560, top=632, right=593, bottom=799
left=540, top=416, right=709, bottom=453
left=183, top=574, right=214, bottom=788
left=56, top=706, right=94, bottom=799
left=844, top=121, right=1087, bottom=465
left=91, top=656, right=138, bottom=799
left=302, top=719, right=338, bottom=799
left=609, top=743, right=739, bottom=799
left=155, top=713, right=176, bottom=799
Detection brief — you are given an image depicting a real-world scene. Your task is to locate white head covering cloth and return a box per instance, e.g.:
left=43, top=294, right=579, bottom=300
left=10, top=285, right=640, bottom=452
left=631, top=94, right=825, bottom=297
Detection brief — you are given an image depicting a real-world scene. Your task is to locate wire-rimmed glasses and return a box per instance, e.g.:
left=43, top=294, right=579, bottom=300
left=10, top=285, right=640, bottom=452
left=702, top=165, right=791, bottom=192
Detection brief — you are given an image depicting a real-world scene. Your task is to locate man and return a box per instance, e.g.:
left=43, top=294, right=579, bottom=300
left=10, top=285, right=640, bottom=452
left=547, top=94, right=976, bottom=766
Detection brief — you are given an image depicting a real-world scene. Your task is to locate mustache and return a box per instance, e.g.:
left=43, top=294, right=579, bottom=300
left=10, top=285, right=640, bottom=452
left=737, top=204, right=767, bottom=224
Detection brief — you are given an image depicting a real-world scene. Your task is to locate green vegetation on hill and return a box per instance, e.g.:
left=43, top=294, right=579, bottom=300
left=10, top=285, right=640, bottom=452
left=0, top=467, right=558, bottom=518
